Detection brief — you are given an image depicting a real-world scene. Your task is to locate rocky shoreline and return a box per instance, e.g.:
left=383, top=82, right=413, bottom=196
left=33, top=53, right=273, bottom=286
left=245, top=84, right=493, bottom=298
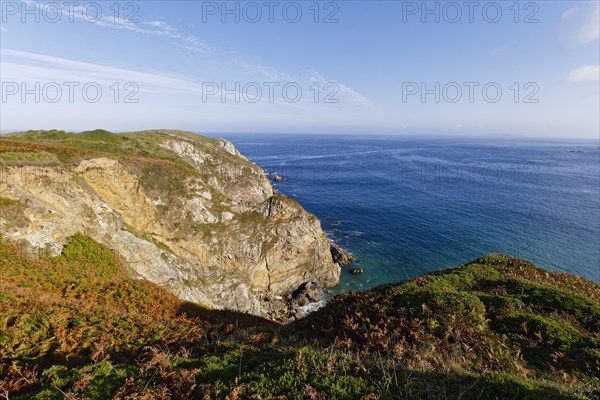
left=262, top=243, right=356, bottom=323
left=0, top=129, right=352, bottom=323
left=261, top=281, right=322, bottom=322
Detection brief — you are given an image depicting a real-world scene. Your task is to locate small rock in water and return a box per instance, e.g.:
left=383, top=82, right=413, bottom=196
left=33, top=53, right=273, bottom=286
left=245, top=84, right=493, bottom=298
left=330, top=243, right=356, bottom=267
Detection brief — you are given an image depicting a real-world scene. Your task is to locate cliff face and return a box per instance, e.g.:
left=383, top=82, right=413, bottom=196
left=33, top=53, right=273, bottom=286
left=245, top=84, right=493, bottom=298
left=0, top=129, right=340, bottom=321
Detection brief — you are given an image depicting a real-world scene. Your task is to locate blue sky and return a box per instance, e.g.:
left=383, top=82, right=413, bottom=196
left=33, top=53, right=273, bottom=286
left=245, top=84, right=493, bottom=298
left=0, top=0, right=599, bottom=137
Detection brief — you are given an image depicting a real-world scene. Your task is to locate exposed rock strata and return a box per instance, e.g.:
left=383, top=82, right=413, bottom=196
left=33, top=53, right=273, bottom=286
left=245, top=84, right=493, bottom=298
left=0, top=130, right=343, bottom=322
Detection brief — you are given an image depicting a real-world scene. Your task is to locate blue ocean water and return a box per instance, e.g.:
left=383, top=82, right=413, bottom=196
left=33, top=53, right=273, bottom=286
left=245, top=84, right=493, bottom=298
left=219, top=134, right=600, bottom=293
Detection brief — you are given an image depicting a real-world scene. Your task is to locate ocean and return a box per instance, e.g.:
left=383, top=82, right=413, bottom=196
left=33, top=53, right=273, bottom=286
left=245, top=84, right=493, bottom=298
left=219, top=134, right=600, bottom=295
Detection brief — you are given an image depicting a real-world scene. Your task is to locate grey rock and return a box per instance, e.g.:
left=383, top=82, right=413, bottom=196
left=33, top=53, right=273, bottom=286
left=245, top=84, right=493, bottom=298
left=331, top=242, right=356, bottom=267
left=0, top=130, right=341, bottom=322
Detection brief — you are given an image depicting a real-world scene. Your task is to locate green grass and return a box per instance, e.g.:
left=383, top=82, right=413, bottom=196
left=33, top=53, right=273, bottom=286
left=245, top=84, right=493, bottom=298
left=1, top=130, right=598, bottom=398
left=1, top=129, right=268, bottom=240
left=238, top=210, right=269, bottom=225
left=0, top=151, right=59, bottom=165
left=1, top=242, right=598, bottom=399
left=3, top=129, right=219, bottom=168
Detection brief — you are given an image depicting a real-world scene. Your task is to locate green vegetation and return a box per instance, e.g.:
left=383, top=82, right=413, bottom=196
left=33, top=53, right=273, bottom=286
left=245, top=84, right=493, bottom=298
left=2, top=129, right=228, bottom=170
left=0, top=196, right=19, bottom=208
left=0, top=150, right=58, bottom=166
left=239, top=210, right=269, bottom=225
left=1, top=234, right=598, bottom=399
left=1, top=130, right=199, bottom=187
left=2, top=130, right=597, bottom=397
left=0, top=129, right=259, bottom=228
left=0, top=196, right=27, bottom=228
left=192, top=222, right=227, bottom=240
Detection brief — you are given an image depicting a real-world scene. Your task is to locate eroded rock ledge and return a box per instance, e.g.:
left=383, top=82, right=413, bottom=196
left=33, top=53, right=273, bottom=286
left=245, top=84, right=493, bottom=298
left=0, top=129, right=347, bottom=322
left=331, top=242, right=356, bottom=267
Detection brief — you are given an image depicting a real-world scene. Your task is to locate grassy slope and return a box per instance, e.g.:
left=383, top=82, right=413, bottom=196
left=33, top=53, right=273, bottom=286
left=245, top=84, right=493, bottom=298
left=0, top=232, right=598, bottom=399
left=1, top=130, right=598, bottom=398
left=0, top=129, right=252, bottom=176
left=2, top=129, right=214, bottom=161
left=0, top=129, right=272, bottom=244
left=0, top=129, right=200, bottom=205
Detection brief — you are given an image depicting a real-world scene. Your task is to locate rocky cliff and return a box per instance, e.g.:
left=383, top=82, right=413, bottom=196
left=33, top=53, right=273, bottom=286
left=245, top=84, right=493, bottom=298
left=0, top=129, right=342, bottom=321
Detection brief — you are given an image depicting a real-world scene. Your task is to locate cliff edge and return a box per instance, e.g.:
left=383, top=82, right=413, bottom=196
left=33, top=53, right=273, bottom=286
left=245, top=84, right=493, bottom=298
left=0, top=129, right=342, bottom=321
left=1, top=246, right=597, bottom=398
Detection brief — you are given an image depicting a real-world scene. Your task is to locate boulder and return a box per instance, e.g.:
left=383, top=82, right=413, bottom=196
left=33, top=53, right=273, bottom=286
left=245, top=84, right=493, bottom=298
left=330, top=243, right=356, bottom=267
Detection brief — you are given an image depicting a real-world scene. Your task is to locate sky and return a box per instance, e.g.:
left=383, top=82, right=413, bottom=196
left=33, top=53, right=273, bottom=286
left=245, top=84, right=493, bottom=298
left=0, top=0, right=599, bottom=138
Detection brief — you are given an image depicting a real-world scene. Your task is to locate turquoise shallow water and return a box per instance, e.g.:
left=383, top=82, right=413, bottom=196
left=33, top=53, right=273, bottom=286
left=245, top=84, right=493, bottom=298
left=218, top=134, right=600, bottom=294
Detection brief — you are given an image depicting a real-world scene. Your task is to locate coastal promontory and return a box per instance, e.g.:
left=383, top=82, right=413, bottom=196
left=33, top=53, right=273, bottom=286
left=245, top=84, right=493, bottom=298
left=0, top=129, right=343, bottom=321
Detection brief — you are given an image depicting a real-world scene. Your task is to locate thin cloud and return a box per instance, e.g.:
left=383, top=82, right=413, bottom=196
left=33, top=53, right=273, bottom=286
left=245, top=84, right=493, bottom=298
left=1, top=49, right=206, bottom=94
left=146, top=20, right=176, bottom=31
left=0, top=49, right=378, bottom=114
left=20, top=0, right=208, bottom=52
left=230, top=57, right=287, bottom=81
left=561, top=1, right=600, bottom=45
left=308, top=71, right=379, bottom=110
left=567, top=64, right=600, bottom=82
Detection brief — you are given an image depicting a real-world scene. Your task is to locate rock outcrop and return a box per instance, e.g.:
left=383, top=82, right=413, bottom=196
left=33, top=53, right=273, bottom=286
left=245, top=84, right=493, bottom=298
left=330, top=242, right=356, bottom=267
left=0, top=129, right=342, bottom=321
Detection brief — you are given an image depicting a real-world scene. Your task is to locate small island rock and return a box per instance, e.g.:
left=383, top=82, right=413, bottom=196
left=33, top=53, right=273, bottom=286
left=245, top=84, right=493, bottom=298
left=330, top=243, right=356, bottom=267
